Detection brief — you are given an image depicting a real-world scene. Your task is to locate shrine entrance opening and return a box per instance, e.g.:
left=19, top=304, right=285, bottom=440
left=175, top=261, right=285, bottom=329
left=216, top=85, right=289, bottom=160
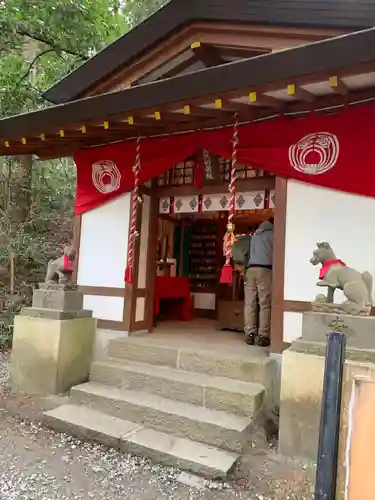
left=142, top=149, right=279, bottom=344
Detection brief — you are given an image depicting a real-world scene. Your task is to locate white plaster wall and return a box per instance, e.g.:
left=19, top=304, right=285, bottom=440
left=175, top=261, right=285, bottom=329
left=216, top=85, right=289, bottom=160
left=284, top=180, right=375, bottom=342
left=77, top=193, right=131, bottom=288
left=136, top=297, right=145, bottom=322
left=83, top=295, right=124, bottom=322
left=283, top=311, right=304, bottom=344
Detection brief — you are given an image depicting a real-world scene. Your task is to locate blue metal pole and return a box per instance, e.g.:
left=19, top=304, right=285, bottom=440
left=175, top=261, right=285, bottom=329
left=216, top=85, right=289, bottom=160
left=314, top=331, right=346, bottom=500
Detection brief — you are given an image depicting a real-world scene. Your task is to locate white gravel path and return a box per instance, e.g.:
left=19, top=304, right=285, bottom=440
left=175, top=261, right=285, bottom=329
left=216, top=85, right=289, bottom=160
left=0, top=414, right=244, bottom=500
left=0, top=351, right=9, bottom=383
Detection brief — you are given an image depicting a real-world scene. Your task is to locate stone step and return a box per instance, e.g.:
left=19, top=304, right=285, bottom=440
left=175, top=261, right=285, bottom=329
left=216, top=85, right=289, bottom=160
left=70, top=382, right=250, bottom=452
left=107, top=337, right=275, bottom=386
left=45, top=404, right=238, bottom=480
left=90, top=359, right=265, bottom=417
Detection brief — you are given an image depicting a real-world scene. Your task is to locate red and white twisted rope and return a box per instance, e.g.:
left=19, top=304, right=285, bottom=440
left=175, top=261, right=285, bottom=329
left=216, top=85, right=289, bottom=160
left=127, top=135, right=141, bottom=273
left=224, top=112, right=239, bottom=265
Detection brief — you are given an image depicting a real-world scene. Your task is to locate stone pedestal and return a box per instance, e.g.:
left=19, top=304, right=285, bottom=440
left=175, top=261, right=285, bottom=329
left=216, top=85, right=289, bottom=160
left=279, top=311, right=375, bottom=463
left=300, top=311, right=375, bottom=349
left=11, top=284, right=96, bottom=395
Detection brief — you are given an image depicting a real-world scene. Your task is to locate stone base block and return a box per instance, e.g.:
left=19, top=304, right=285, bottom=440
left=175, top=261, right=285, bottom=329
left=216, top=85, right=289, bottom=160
left=20, top=307, right=92, bottom=320
left=279, top=341, right=375, bottom=473
left=32, top=288, right=83, bottom=311
left=302, top=311, right=375, bottom=349
left=11, top=315, right=96, bottom=395
left=278, top=347, right=324, bottom=461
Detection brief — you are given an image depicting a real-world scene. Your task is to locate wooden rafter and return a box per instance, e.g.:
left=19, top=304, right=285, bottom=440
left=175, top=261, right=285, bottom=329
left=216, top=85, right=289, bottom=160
left=2, top=83, right=375, bottom=158
left=2, top=28, right=375, bottom=157
left=249, top=91, right=283, bottom=109
left=219, top=46, right=269, bottom=60
left=287, top=83, right=316, bottom=103
left=172, top=103, right=232, bottom=119
left=329, top=75, right=348, bottom=95
left=139, top=50, right=197, bottom=83
left=190, top=41, right=223, bottom=67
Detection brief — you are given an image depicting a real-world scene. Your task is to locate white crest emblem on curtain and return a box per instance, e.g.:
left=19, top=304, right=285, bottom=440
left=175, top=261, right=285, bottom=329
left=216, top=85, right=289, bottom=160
left=92, top=160, right=121, bottom=194
left=289, top=132, right=339, bottom=175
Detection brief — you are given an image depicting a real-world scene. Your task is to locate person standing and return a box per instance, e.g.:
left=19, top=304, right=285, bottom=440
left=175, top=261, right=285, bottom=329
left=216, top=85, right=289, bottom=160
left=244, top=217, right=274, bottom=347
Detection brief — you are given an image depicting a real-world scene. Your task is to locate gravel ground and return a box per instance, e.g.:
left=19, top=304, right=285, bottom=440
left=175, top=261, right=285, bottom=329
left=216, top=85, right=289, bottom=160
left=0, top=351, right=9, bottom=383
left=0, top=352, right=315, bottom=500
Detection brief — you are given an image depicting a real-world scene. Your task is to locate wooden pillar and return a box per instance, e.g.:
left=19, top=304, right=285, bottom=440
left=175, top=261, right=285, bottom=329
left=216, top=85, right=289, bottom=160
left=124, top=192, right=159, bottom=333
left=144, top=195, right=159, bottom=330
left=123, top=196, right=143, bottom=333
left=270, top=176, right=287, bottom=353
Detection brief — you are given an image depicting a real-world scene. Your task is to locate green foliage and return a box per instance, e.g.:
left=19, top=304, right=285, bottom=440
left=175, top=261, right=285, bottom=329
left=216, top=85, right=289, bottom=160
left=0, top=0, right=128, bottom=115
left=0, top=0, right=167, bottom=347
left=123, top=0, right=169, bottom=26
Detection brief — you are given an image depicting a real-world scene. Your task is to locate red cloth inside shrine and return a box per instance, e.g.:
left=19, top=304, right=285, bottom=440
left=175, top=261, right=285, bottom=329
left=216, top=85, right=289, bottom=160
left=74, top=104, right=375, bottom=215
left=154, top=276, right=192, bottom=321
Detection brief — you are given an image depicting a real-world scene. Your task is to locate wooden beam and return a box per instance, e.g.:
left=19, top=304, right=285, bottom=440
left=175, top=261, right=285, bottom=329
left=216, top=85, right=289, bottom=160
left=149, top=110, right=195, bottom=123
left=220, top=46, right=268, bottom=60
left=329, top=75, right=348, bottom=96
left=113, top=116, right=165, bottom=127
left=287, top=83, right=316, bottom=103
left=158, top=51, right=196, bottom=79
left=170, top=103, right=232, bottom=119
left=7, top=82, right=375, bottom=160
left=249, top=91, right=283, bottom=109
left=138, top=184, right=153, bottom=196
left=158, top=214, right=182, bottom=225
left=215, top=97, right=252, bottom=115
left=190, top=41, right=223, bottom=67
left=152, top=176, right=276, bottom=198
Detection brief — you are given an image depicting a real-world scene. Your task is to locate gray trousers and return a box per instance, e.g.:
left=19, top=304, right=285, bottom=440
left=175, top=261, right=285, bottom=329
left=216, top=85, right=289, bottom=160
left=244, top=267, right=272, bottom=338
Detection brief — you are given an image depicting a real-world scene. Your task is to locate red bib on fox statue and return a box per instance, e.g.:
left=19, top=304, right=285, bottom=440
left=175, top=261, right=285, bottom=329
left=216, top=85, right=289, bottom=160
left=63, top=255, right=73, bottom=272
left=319, top=259, right=346, bottom=279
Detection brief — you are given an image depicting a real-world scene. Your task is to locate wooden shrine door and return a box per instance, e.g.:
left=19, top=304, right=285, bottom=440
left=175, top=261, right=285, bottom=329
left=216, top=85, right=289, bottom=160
left=128, top=191, right=158, bottom=332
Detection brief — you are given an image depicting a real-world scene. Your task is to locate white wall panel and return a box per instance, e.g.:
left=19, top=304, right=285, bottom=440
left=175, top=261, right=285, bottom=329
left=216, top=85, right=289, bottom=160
left=83, top=295, right=124, bottom=321
left=78, top=193, right=131, bottom=288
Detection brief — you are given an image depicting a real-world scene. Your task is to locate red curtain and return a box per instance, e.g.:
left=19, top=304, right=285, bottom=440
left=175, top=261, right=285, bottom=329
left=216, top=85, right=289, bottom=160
left=74, top=104, right=375, bottom=215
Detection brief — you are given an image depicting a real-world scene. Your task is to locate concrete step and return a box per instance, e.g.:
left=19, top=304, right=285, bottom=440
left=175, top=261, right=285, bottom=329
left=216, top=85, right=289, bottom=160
left=70, top=382, right=250, bottom=452
left=107, top=337, right=275, bottom=387
left=45, top=404, right=238, bottom=480
left=90, top=359, right=265, bottom=417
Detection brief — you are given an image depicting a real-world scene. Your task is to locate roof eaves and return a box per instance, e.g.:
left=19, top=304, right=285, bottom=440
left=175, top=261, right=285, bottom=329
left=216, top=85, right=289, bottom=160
left=42, top=0, right=194, bottom=104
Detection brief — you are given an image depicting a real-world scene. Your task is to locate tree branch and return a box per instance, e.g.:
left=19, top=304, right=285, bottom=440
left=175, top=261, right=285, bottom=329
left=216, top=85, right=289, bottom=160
left=18, top=48, right=55, bottom=84
left=15, top=28, right=90, bottom=61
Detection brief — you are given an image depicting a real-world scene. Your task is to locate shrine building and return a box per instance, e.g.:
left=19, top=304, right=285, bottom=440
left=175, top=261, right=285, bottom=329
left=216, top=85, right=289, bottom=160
left=4, top=0, right=375, bottom=472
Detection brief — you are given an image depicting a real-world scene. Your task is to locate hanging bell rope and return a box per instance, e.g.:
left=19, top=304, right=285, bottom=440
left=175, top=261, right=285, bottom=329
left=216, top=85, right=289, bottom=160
left=220, top=112, right=239, bottom=284
left=125, top=135, right=143, bottom=284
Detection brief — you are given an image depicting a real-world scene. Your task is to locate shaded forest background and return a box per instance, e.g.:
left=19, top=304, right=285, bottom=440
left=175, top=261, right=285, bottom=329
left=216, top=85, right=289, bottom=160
left=0, top=0, right=168, bottom=344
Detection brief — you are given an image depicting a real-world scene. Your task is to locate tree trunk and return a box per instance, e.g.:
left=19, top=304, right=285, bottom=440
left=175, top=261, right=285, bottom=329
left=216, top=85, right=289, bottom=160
left=13, top=155, right=32, bottom=221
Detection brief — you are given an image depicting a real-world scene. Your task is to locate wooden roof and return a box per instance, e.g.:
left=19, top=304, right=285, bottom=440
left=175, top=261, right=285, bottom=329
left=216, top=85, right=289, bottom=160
left=43, top=0, right=375, bottom=104
left=3, top=28, right=375, bottom=160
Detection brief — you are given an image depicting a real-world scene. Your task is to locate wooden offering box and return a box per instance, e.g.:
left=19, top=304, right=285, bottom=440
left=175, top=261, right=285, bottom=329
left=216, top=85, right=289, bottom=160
left=218, top=273, right=245, bottom=330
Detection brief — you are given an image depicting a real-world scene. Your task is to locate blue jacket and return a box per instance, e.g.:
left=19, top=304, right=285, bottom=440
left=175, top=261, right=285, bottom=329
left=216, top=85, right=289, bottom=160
left=248, top=221, right=274, bottom=267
